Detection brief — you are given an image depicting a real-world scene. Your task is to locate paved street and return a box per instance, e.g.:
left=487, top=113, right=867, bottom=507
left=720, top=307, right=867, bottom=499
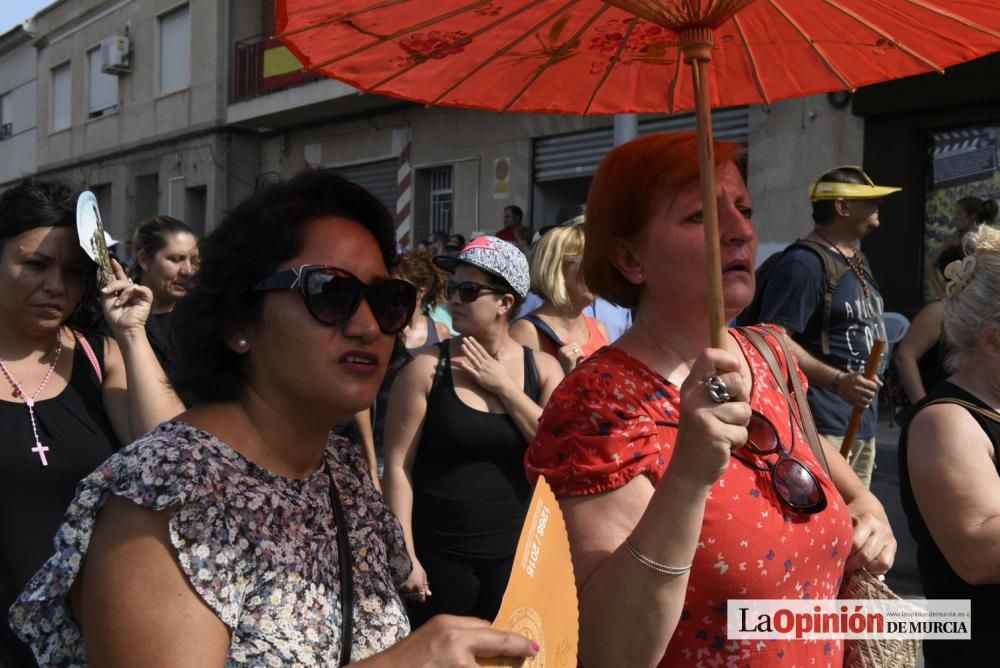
left=869, top=413, right=927, bottom=667
left=870, top=414, right=923, bottom=599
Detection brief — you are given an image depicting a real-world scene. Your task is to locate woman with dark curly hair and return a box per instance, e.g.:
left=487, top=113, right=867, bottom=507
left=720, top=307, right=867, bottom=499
left=11, top=171, right=539, bottom=667
left=0, top=179, right=184, bottom=666
left=396, top=248, right=451, bottom=349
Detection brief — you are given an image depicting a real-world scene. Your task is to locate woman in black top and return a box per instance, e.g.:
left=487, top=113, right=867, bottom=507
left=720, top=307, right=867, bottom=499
left=0, top=179, right=185, bottom=666
left=382, top=236, right=563, bottom=627
left=129, top=216, right=199, bottom=369
left=900, top=224, right=1000, bottom=666
left=369, top=249, right=452, bottom=479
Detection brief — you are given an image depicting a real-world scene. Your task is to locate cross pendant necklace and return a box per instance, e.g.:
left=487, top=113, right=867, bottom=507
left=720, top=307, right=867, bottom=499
left=0, top=337, right=63, bottom=467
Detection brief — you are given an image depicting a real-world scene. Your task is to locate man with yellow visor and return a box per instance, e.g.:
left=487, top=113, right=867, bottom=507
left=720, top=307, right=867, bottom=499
left=753, top=166, right=900, bottom=487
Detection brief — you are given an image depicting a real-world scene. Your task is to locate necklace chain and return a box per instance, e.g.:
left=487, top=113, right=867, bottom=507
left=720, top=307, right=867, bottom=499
left=814, top=230, right=870, bottom=299
left=0, top=336, right=63, bottom=467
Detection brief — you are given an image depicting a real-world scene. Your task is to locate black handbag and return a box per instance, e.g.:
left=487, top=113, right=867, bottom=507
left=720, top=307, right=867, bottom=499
left=327, top=471, right=354, bottom=667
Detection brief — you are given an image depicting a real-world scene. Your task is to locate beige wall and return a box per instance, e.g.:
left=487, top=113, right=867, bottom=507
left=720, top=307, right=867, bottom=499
left=256, top=103, right=614, bottom=244
left=26, top=0, right=236, bottom=234
left=748, top=94, right=865, bottom=264
left=0, top=32, right=38, bottom=183
left=39, top=132, right=238, bottom=239
left=35, top=0, right=227, bottom=169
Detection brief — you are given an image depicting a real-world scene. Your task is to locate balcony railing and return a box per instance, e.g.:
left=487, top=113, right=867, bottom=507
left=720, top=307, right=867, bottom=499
left=231, top=33, right=323, bottom=104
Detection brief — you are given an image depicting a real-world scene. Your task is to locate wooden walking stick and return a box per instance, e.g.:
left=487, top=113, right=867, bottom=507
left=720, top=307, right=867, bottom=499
left=839, top=339, right=887, bottom=458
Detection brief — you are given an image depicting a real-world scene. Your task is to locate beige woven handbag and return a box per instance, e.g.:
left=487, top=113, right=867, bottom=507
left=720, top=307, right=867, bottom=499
left=839, top=569, right=919, bottom=668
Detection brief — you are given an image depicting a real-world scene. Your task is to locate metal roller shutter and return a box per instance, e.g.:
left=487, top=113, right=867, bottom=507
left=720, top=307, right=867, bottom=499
left=533, top=107, right=749, bottom=183
left=332, top=159, right=398, bottom=216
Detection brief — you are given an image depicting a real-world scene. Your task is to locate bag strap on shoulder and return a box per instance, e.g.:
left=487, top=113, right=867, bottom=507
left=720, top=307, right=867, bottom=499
left=920, top=398, right=1000, bottom=425
left=326, top=470, right=354, bottom=667
left=431, top=340, right=450, bottom=389
left=71, top=329, right=103, bottom=385
left=523, top=347, right=543, bottom=402
left=739, top=326, right=831, bottom=478
left=518, top=313, right=565, bottom=349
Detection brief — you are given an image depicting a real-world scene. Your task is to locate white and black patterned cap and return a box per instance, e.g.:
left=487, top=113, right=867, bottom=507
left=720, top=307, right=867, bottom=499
left=434, top=236, right=529, bottom=299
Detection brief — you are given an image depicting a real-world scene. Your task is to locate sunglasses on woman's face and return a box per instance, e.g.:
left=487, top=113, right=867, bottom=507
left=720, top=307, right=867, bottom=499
left=734, top=411, right=828, bottom=515
left=445, top=280, right=503, bottom=303
left=254, top=265, right=417, bottom=335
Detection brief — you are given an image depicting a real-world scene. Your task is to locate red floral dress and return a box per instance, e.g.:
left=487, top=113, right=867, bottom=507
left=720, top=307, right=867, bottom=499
left=526, top=327, right=852, bottom=667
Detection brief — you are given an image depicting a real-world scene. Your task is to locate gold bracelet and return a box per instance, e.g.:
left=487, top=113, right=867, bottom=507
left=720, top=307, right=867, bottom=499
left=624, top=538, right=692, bottom=576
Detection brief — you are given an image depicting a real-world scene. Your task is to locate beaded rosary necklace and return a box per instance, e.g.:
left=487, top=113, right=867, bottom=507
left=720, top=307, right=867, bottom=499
left=813, top=229, right=870, bottom=299
left=0, top=337, right=63, bottom=467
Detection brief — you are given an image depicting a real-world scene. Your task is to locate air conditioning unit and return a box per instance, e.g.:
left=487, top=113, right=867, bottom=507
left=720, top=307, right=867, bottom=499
left=100, top=35, right=131, bottom=75
left=0, top=122, right=11, bottom=140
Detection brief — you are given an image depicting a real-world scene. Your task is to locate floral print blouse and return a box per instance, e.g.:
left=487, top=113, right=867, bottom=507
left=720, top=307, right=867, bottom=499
left=526, top=327, right=854, bottom=667
left=10, top=421, right=411, bottom=667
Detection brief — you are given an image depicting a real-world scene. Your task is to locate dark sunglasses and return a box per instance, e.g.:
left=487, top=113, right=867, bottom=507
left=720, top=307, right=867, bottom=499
left=734, top=410, right=827, bottom=515
left=446, top=280, right=504, bottom=303
left=254, top=265, right=417, bottom=335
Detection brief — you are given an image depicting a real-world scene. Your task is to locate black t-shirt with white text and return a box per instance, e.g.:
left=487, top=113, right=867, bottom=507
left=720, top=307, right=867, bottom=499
left=757, top=245, right=887, bottom=439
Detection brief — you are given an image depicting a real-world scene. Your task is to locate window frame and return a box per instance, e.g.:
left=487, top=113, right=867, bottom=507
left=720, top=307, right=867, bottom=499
left=0, top=92, right=12, bottom=140
left=50, top=60, right=72, bottom=133
left=157, top=2, right=191, bottom=97
left=87, top=44, right=119, bottom=119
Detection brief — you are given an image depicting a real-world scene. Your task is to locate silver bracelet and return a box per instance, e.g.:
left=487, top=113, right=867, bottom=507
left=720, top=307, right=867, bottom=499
left=624, top=538, right=692, bottom=576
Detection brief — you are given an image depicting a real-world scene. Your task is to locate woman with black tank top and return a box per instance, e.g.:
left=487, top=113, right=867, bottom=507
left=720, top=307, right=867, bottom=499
left=368, top=249, right=452, bottom=478
left=128, top=215, right=199, bottom=372
left=0, top=179, right=185, bottom=666
left=900, top=224, right=1000, bottom=666
left=382, top=236, right=563, bottom=628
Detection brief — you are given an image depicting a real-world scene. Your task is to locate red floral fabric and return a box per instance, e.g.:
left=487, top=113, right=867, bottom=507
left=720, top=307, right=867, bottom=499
left=526, top=327, right=852, bottom=667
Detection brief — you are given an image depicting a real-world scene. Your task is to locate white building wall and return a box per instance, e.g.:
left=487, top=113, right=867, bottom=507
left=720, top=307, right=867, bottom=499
left=0, top=31, right=38, bottom=183
left=748, top=94, right=865, bottom=264
left=28, top=0, right=239, bottom=237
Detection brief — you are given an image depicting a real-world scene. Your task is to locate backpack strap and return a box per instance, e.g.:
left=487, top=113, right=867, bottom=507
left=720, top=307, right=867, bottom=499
left=739, top=326, right=831, bottom=478
left=71, top=329, right=104, bottom=386
left=792, top=239, right=852, bottom=357
left=919, top=398, right=1000, bottom=425
left=518, top=313, right=565, bottom=349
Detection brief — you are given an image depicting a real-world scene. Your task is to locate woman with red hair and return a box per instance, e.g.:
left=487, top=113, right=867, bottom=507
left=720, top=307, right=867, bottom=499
left=525, top=133, right=896, bottom=667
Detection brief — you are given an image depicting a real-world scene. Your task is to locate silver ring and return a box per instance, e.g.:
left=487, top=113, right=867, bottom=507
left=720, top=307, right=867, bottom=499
left=704, top=375, right=732, bottom=403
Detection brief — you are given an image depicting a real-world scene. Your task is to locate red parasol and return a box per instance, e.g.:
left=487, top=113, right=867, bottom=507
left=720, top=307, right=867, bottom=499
left=277, top=0, right=1000, bottom=347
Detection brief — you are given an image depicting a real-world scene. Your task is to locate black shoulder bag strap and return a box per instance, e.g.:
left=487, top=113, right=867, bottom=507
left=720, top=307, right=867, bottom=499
left=522, top=346, right=542, bottom=402
left=328, top=470, right=354, bottom=667
left=431, top=340, right=450, bottom=389
left=739, top=326, right=832, bottom=478
left=920, top=398, right=1000, bottom=424
left=519, top=313, right=566, bottom=349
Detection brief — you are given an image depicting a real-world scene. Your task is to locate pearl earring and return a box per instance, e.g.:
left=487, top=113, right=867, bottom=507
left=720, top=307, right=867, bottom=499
left=237, top=338, right=248, bottom=349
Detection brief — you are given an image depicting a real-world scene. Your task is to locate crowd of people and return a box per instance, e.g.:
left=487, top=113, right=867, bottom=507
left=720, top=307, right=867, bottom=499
left=0, top=130, right=996, bottom=667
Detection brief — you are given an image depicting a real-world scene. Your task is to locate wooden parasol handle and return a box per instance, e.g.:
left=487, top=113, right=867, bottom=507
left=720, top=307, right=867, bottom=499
left=839, top=339, right=887, bottom=459
left=684, top=30, right=727, bottom=350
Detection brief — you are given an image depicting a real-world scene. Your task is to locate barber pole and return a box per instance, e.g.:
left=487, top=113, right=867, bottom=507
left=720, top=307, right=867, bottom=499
left=396, top=137, right=413, bottom=249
